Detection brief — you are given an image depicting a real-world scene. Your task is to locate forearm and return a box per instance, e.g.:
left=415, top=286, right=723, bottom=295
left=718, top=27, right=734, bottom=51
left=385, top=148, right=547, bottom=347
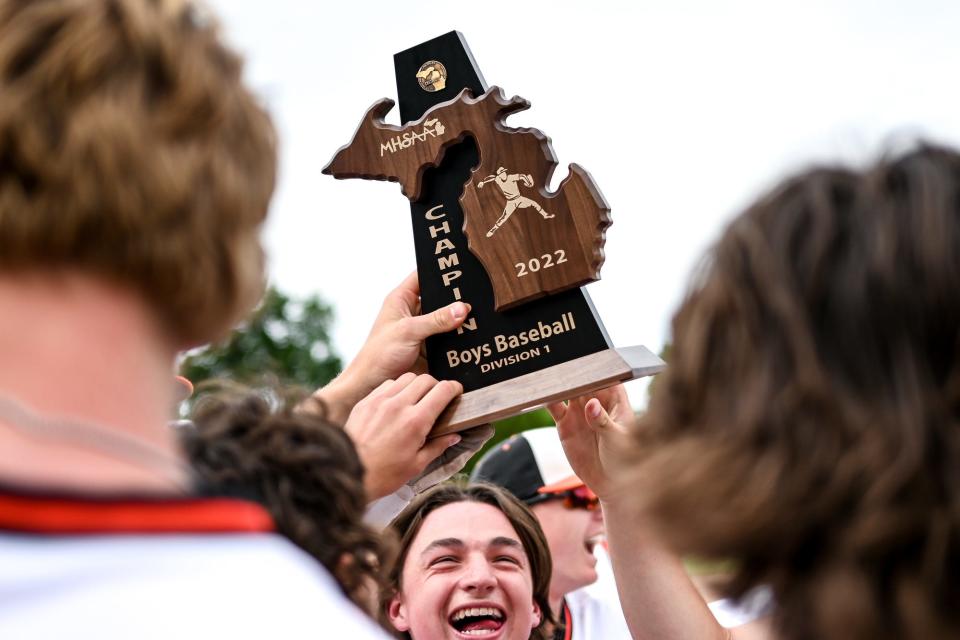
left=602, top=498, right=729, bottom=640
left=301, top=368, right=367, bottom=426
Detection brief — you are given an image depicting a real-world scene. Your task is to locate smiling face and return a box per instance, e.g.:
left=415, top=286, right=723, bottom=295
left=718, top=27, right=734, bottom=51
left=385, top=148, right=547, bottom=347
left=388, top=501, right=542, bottom=640
left=530, top=496, right=604, bottom=599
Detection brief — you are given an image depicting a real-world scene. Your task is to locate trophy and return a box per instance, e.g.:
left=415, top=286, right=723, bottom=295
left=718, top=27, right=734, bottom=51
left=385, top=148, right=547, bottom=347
left=324, top=31, right=664, bottom=436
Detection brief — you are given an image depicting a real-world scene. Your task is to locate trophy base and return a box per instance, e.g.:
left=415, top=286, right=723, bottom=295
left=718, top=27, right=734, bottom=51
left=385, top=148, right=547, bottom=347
left=430, top=345, right=665, bottom=437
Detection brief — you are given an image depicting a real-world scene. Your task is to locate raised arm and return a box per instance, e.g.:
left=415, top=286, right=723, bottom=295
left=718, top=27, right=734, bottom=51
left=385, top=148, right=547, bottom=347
left=300, top=272, right=490, bottom=503
left=304, top=271, right=469, bottom=425
left=548, top=385, right=732, bottom=640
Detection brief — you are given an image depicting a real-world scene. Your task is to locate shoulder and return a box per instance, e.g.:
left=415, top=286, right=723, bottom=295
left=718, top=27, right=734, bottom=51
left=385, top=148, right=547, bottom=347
left=0, top=533, right=389, bottom=639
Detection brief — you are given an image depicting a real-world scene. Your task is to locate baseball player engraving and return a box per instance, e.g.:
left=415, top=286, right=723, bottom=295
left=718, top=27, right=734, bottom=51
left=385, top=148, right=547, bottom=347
left=324, top=85, right=613, bottom=309
left=477, top=166, right=554, bottom=237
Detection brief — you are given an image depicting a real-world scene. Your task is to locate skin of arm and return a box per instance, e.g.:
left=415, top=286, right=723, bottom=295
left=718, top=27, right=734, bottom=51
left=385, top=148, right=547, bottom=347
left=476, top=175, right=496, bottom=188
left=304, top=271, right=469, bottom=426
left=547, top=386, right=733, bottom=640
left=300, top=272, right=470, bottom=500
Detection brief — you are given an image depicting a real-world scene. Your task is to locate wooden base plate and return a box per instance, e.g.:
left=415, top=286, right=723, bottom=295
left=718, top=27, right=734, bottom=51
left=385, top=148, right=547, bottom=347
left=430, top=345, right=665, bottom=437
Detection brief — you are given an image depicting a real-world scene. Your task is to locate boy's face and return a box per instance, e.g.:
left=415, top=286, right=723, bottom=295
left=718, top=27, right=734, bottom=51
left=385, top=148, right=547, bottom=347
left=530, top=488, right=604, bottom=597
left=389, top=501, right=542, bottom=640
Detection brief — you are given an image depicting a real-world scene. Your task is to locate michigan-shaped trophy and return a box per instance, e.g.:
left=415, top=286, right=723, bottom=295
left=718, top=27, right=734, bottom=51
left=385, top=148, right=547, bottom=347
left=324, top=31, right=663, bottom=436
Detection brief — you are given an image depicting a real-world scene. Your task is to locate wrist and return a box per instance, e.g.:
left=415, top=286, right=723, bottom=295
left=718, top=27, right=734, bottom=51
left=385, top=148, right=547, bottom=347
left=365, top=477, right=391, bottom=502
left=306, top=371, right=365, bottom=426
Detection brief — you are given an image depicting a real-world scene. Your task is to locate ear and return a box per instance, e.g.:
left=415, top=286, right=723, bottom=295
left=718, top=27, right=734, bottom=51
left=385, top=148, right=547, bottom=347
left=387, top=593, right=411, bottom=632
left=531, top=600, right=542, bottom=629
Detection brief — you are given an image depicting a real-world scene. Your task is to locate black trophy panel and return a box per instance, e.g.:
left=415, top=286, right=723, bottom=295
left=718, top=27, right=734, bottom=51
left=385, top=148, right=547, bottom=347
left=395, top=31, right=611, bottom=392
left=394, top=31, right=486, bottom=125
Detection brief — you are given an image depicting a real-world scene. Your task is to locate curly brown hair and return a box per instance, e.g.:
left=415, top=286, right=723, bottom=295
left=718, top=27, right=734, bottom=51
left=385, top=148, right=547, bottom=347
left=181, top=393, right=393, bottom=615
left=627, top=144, right=960, bottom=639
left=382, top=482, right=555, bottom=640
left=0, top=0, right=275, bottom=347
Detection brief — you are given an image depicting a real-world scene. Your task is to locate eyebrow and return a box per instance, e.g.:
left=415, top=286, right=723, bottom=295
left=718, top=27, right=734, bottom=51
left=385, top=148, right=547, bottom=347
left=490, top=536, right=523, bottom=550
left=420, top=536, right=524, bottom=557
left=421, top=538, right=465, bottom=557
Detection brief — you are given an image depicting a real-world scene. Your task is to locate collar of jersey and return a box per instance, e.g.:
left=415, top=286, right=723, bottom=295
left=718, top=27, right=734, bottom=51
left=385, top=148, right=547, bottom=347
left=0, top=482, right=274, bottom=535
left=552, top=599, right=573, bottom=640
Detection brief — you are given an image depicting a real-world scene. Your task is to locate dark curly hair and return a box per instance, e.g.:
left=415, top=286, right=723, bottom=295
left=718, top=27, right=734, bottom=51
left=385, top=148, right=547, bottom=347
left=627, top=143, right=960, bottom=640
left=181, top=393, right=393, bottom=615
left=381, top=482, right=554, bottom=640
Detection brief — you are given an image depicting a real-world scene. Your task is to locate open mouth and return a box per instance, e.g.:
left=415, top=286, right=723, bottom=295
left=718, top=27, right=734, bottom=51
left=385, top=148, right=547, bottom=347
left=449, top=605, right=506, bottom=636
left=585, top=533, right=604, bottom=554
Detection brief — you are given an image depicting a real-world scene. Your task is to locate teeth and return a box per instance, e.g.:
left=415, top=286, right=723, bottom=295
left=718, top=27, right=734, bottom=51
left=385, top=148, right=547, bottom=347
left=451, top=606, right=504, bottom=621
left=585, top=534, right=605, bottom=550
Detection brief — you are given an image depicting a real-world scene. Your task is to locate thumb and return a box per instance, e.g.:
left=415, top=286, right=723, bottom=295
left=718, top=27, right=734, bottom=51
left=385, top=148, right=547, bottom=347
left=585, top=398, right=622, bottom=435
left=418, top=433, right=462, bottom=468
left=407, top=301, right=471, bottom=340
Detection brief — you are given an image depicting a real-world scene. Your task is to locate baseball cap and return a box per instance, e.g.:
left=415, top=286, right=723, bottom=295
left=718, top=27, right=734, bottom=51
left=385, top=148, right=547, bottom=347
left=470, top=427, right=585, bottom=506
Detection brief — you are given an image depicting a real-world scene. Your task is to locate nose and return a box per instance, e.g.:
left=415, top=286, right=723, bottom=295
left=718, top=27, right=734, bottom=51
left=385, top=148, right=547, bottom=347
left=460, top=555, right=497, bottom=594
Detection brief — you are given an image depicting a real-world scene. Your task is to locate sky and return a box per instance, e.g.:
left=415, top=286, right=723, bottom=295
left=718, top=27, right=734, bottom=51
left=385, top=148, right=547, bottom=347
left=205, top=0, right=960, bottom=406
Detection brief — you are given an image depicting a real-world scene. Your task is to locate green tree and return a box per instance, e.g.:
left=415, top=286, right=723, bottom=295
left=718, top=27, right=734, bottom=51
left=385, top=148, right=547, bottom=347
left=179, top=286, right=342, bottom=400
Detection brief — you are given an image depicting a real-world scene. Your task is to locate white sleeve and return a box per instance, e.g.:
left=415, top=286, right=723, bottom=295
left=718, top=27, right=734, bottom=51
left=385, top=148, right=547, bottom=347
left=363, top=484, right=416, bottom=530
left=707, top=585, right=774, bottom=628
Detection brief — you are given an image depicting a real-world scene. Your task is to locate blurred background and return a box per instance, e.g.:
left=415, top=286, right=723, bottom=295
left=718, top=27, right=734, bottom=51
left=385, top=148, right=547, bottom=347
left=189, top=0, right=960, bottom=418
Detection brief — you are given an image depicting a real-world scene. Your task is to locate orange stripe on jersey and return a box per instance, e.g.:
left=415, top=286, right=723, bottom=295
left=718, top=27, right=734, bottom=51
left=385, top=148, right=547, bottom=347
left=0, top=491, right=274, bottom=535
left=558, top=599, right=573, bottom=640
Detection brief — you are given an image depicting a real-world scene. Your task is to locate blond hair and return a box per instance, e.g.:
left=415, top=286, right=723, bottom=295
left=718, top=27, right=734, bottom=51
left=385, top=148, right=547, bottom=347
left=0, top=0, right=276, bottom=346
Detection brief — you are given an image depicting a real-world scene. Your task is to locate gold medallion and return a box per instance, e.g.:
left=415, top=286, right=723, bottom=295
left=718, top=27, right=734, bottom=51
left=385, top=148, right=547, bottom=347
left=416, top=60, right=447, bottom=92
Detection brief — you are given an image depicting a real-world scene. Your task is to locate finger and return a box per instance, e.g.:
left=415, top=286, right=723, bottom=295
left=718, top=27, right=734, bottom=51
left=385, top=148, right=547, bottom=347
left=395, top=374, right=440, bottom=405
left=404, top=301, right=471, bottom=341
left=385, top=271, right=421, bottom=315
left=603, top=383, right=629, bottom=406
left=398, top=270, right=420, bottom=296
left=545, top=401, right=568, bottom=423
left=416, top=433, right=463, bottom=468
left=364, top=377, right=400, bottom=400
left=567, top=394, right=589, bottom=413
left=415, top=379, right=463, bottom=420
left=379, top=372, right=417, bottom=398
left=585, top=398, right=625, bottom=435
left=598, top=384, right=633, bottom=424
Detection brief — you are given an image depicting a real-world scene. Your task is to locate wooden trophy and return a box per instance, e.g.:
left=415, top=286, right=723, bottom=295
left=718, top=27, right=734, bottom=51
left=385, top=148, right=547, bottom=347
left=324, top=31, right=664, bottom=436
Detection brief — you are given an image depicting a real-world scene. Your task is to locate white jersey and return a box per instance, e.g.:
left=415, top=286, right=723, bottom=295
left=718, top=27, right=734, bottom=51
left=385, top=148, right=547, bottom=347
left=563, top=544, right=632, bottom=639
left=0, top=489, right=389, bottom=640
left=708, top=585, right=775, bottom=628
left=563, top=545, right=771, bottom=639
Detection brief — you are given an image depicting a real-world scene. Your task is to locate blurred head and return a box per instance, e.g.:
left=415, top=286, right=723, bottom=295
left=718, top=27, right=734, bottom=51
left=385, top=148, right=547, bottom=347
left=630, top=144, right=960, bottom=639
left=0, top=0, right=276, bottom=348
left=383, top=482, right=553, bottom=640
left=471, top=428, right=604, bottom=598
left=182, top=392, right=391, bottom=614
